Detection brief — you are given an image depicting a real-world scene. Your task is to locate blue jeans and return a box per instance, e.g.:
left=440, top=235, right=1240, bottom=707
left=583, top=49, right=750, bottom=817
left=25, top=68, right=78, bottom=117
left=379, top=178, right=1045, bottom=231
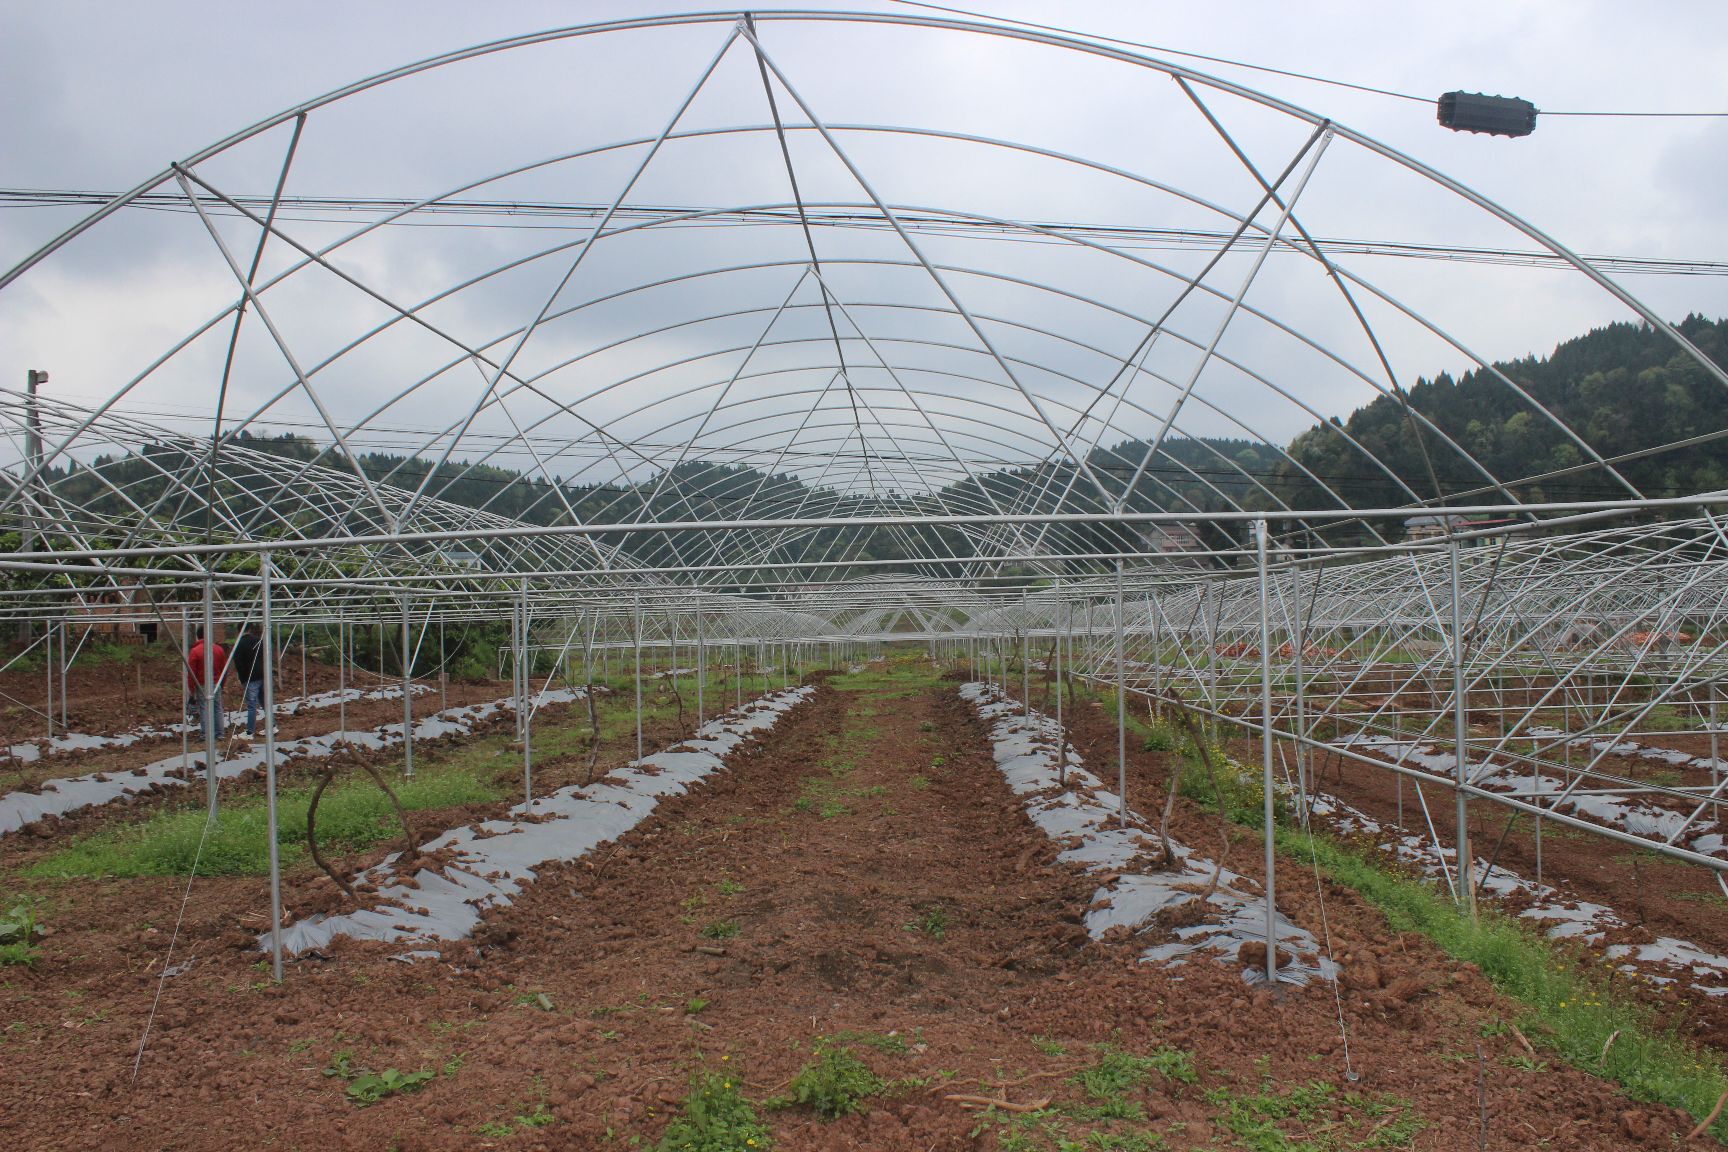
left=244, top=681, right=265, bottom=734
left=188, top=688, right=225, bottom=738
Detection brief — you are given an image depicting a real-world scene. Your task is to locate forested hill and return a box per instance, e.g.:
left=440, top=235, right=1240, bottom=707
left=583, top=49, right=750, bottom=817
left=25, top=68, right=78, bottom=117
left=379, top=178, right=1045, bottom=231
left=1274, top=314, right=1728, bottom=510
left=235, top=313, right=1723, bottom=551
left=40, top=313, right=1721, bottom=574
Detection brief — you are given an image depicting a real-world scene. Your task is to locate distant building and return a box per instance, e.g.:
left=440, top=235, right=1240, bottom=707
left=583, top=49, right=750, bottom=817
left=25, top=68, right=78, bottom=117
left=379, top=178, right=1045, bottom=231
left=433, top=546, right=483, bottom=570
left=1404, top=515, right=1515, bottom=545
left=1136, top=523, right=1208, bottom=567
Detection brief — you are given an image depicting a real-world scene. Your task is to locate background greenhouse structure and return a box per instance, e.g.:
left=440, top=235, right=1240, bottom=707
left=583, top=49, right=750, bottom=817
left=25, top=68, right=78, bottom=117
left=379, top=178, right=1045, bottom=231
left=3, top=10, right=1727, bottom=998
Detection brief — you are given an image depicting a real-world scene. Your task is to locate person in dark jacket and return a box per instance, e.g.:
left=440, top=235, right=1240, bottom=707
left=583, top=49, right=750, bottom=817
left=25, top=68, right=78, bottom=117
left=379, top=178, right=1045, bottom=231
left=229, top=626, right=273, bottom=738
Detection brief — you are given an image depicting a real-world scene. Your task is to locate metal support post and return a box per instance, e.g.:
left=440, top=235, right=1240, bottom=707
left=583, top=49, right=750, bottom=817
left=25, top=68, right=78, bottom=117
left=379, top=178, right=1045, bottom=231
left=1256, top=517, right=1278, bottom=985
left=1712, top=692, right=1720, bottom=825
left=337, top=619, right=347, bottom=741
left=507, top=605, right=517, bottom=737
left=519, top=577, right=532, bottom=781
left=1021, top=621, right=1030, bottom=708
left=44, top=618, right=54, bottom=739
left=180, top=605, right=190, bottom=773
left=1055, top=599, right=1066, bottom=785
left=1149, top=591, right=1162, bottom=710
left=633, top=593, right=644, bottom=762
left=1451, top=539, right=1475, bottom=917
left=259, top=554, right=283, bottom=981
left=202, top=576, right=218, bottom=818
left=1292, top=574, right=1308, bottom=824
left=401, top=596, right=414, bottom=777
left=1116, top=560, right=1127, bottom=822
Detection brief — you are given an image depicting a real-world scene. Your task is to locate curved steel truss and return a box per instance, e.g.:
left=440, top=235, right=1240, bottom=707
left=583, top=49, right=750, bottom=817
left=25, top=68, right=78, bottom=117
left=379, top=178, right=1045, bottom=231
left=2, top=11, right=1725, bottom=883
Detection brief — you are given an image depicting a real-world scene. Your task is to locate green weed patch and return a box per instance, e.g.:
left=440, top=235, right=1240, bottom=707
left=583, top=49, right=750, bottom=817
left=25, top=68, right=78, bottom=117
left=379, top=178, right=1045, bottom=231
left=28, top=769, right=497, bottom=878
left=1283, top=826, right=1728, bottom=1140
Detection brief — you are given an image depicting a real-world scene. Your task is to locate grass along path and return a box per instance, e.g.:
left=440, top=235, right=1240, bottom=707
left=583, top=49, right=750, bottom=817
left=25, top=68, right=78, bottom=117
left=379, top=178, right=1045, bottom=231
left=8, top=669, right=747, bottom=882
left=1088, top=679, right=1728, bottom=1143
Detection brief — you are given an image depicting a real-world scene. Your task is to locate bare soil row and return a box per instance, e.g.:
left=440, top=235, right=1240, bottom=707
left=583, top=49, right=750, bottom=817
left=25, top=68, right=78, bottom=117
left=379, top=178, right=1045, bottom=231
left=0, top=668, right=1697, bottom=1148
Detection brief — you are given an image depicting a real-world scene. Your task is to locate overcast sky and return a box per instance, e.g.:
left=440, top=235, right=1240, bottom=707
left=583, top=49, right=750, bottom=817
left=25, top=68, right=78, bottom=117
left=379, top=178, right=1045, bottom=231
left=1, top=1, right=1723, bottom=500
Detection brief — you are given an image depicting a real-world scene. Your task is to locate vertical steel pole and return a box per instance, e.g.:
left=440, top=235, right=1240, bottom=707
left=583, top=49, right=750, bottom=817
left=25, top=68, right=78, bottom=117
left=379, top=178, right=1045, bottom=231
left=58, top=618, right=67, bottom=729
left=670, top=611, right=679, bottom=695
left=520, top=578, right=532, bottom=794
left=1149, top=591, right=1162, bottom=710
left=1256, top=518, right=1278, bottom=985
left=1292, top=569, right=1308, bottom=824
left=506, top=602, right=514, bottom=734
left=401, top=596, right=414, bottom=778
left=337, top=619, right=347, bottom=741
left=180, top=605, right=190, bottom=773
left=19, top=371, right=41, bottom=650
left=696, top=608, right=705, bottom=726
left=1021, top=614, right=1030, bottom=709
left=259, top=554, right=282, bottom=982
left=45, top=617, right=54, bottom=739
left=1711, top=693, right=1720, bottom=824
left=523, top=647, right=534, bottom=808
left=1700, top=690, right=1714, bottom=825
left=1116, top=560, right=1127, bottom=822
left=203, top=576, right=218, bottom=819
left=1451, top=539, right=1476, bottom=917
left=1055, top=599, right=1066, bottom=785
left=634, top=593, right=644, bottom=762
left=1203, top=583, right=1218, bottom=744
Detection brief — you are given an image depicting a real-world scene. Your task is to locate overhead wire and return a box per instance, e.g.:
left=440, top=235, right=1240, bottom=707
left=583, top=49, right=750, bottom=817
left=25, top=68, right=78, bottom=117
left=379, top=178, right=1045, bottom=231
left=5, top=189, right=1721, bottom=276
left=886, top=0, right=1728, bottom=119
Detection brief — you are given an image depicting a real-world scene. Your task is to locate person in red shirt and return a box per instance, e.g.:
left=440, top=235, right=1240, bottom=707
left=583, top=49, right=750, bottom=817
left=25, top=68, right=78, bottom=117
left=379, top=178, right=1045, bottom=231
left=185, top=627, right=229, bottom=739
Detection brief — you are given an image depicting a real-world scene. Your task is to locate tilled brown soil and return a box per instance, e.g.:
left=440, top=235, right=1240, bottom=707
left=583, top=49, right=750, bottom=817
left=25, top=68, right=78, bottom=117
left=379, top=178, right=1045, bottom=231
left=0, top=669, right=1700, bottom=1149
